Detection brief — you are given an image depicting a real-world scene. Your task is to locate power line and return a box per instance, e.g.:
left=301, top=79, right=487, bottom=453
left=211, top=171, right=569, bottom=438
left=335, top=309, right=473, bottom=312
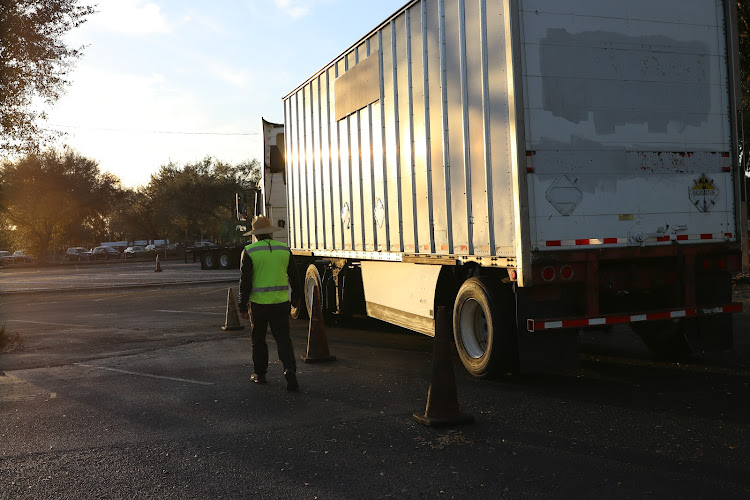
left=45, top=124, right=261, bottom=136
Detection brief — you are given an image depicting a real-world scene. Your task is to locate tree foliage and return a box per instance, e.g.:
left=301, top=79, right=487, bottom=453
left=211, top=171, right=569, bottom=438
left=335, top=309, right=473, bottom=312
left=0, top=148, right=122, bottom=257
left=140, top=157, right=259, bottom=243
left=0, top=0, right=95, bottom=153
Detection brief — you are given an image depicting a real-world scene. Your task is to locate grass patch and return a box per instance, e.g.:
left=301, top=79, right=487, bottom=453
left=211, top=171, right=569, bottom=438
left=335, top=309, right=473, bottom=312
left=0, top=324, right=23, bottom=353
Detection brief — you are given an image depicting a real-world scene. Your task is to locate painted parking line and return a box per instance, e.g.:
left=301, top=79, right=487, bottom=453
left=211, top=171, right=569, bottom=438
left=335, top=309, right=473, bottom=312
left=199, top=286, right=231, bottom=296
left=75, top=363, right=216, bottom=386
left=155, top=309, right=224, bottom=315
left=7, top=319, right=90, bottom=328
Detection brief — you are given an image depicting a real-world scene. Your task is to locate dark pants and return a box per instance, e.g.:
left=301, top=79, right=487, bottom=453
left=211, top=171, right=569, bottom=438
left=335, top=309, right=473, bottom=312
left=249, top=301, right=296, bottom=375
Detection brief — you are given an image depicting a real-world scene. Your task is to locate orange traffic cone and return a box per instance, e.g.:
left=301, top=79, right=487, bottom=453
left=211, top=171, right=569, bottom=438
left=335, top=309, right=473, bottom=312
left=221, top=288, right=245, bottom=331
left=413, top=305, right=473, bottom=427
left=154, top=255, right=162, bottom=272
left=301, top=285, right=336, bottom=363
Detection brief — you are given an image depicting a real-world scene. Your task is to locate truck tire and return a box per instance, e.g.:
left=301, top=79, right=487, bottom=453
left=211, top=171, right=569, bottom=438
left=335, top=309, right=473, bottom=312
left=453, top=277, right=517, bottom=378
left=304, top=264, right=323, bottom=318
left=218, top=252, right=231, bottom=270
left=631, top=319, right=693, bottom=361
left=201, top=252, right=219, bottom=270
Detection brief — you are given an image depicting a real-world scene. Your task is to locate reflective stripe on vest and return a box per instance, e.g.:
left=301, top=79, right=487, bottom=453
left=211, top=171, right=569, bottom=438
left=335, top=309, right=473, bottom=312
left=245, top=239, right=291, bottom=304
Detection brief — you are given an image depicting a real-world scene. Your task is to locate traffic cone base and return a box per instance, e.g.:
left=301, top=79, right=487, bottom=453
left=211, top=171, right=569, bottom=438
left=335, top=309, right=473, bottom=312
left=413, top=305, right=473, bottom=428
left=302, top=285, right=336, bottom=363
left=222, top=288, right=245, bottom=331
left=412, top=411, right=474, bottom=427
left=301, top=353, right=336, bottom=363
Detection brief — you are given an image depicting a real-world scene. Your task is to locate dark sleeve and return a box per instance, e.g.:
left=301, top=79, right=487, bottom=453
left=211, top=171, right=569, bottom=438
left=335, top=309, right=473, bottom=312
left=238, top=249, right=253, bottom=313
left=287, top=252, right=302, bottom=301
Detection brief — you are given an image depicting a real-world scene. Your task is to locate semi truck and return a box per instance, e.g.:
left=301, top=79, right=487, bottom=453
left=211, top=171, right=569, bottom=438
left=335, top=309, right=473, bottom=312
left=248, top=0, right=748, bottom=377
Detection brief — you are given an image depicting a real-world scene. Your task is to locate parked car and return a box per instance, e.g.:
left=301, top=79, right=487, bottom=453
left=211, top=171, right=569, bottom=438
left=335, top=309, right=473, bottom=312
left=0, top=250, right=14, bottom=265
left=144, top=244, right=160, bottom=256
left=65, top=247, right=92, bottom=261
left=12, top=250, right=34, bottom=263
left=192, top=241, right=216, bottom=248
left=92, top=246, right=121, bottom=260
left=123, top=245, right=146, bottom=258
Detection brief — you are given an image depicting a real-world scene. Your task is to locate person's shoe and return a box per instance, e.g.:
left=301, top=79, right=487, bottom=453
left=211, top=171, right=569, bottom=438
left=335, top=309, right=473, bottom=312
left=250, top=373, right=267, bottom=384
left=284, top=370, right=299, bottom=391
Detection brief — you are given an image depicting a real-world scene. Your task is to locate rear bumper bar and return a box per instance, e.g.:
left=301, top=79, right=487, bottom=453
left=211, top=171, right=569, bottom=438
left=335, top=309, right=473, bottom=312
left=527, top=302, right=743, bottom=332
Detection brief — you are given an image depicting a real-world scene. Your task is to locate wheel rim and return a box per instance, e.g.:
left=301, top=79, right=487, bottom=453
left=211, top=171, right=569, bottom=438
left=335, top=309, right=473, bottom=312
left=459, top=298, right=489, bottom=359
left=219, top=254, right=229, bottom=268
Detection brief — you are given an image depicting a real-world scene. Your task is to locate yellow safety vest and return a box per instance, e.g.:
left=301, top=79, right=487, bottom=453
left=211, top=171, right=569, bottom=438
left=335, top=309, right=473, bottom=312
left=245, top=239, right=291, bottom=304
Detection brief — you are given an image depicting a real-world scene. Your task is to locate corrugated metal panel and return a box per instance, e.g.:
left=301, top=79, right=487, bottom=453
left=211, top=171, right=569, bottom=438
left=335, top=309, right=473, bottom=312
left=284, top=0, right=517, bottom=260
left=410, top=6, right=432, bottom=253
left=382, top=20, right=402, bottom=252
left=374, top=31, right=389, bottom=251
left=426, top=0, right=448, bottom=254
left=301, top=84, right=312, bottom=249
left=312, top=82, right=322, bottom=248
left=441, top=1, right=469, bottom=254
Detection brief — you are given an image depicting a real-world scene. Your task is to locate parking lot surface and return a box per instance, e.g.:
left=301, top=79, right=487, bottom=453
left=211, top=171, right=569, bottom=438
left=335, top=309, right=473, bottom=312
left=1, top=265, right=749, bottom=498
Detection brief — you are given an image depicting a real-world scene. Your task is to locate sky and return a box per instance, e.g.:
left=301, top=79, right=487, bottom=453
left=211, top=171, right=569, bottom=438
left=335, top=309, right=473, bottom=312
left=44, top=0, right=408, bottom=188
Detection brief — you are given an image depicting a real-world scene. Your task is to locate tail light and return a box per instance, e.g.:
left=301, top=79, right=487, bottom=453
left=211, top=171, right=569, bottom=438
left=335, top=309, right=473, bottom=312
left=542, top=266, right=555, bottom=281
left=560, top=265, right=574, bottom=280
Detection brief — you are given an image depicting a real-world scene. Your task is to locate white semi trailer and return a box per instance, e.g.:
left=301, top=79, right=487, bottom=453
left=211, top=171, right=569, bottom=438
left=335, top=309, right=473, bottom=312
left=252, top=0, right=747, bottom=376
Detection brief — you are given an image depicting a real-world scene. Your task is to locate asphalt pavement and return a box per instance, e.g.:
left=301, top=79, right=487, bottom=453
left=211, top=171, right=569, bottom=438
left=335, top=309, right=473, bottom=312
left=1, top=263, right=749, bottom=499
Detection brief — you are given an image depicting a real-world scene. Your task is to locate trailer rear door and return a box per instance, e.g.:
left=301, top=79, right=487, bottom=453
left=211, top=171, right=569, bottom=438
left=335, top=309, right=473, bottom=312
left=520, top=0, right=737, bottom=251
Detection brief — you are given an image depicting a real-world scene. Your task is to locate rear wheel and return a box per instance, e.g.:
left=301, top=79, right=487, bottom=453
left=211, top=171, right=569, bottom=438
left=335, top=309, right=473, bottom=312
left=290, top=297, right=306, bottom=320
left=304, top=265, right=323, bottom=318
left=218, top=252, right=231, bottom=270
left=201, top=252, right=219, bottom=270
left=453, top=277, right=517, bottom=378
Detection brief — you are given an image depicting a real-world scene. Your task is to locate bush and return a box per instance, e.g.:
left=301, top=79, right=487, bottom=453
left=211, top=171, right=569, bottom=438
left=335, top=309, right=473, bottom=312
left=0, top=324, right=23, bottom=353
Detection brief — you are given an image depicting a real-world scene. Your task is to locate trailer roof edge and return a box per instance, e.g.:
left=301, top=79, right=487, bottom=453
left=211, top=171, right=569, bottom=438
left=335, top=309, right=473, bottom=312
left=282, top=0, right=420, bottom=101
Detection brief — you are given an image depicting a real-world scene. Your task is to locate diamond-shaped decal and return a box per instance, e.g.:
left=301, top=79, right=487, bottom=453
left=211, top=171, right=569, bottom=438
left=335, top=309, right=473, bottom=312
left=545, top=175, right=583, bottom=216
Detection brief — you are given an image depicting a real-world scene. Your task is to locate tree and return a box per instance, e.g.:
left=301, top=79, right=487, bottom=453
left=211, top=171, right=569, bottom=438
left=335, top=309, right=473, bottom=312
left=740, top=2, right=749, bottom=116
left=0, top=0, right=95, bottom=153
left=141, top=157, right=258, bottom=243
left=0, top=148, right=121, bottom=257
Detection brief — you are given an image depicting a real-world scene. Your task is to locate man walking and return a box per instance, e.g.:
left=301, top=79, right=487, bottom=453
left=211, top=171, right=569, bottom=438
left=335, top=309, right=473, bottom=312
left=238, top=215, right=302, bottom=391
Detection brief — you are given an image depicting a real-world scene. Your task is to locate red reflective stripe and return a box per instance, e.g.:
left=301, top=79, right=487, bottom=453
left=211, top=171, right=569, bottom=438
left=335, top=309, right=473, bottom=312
left=603, top=238, right=618, bottom=244
left=562, top=319, right=590, bottom=328
left=676, top=235, right=689, bottom=241
left=725, top=233, right=733, bottom=238
left=645, top=311, right=672, bottom=321
left=722, top=152, right=730, bottom=157
left=656, top=236, right=670, bottom=242
left=546, top=241, right=561, bottom=247
left=575, top=239, right=590, bottom=245
left=606, top=316, right=630, bottom=325
left=700, top=234, right=713, bottom=240
left=529, top=304, right=741, bottom=332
